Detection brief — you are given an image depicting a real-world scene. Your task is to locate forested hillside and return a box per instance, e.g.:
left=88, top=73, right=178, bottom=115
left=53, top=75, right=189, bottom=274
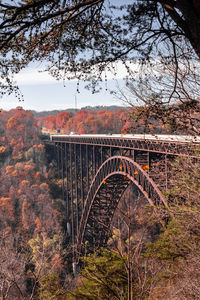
left=1, top=108, right=200, bottom=299
left=37, top=103, right=199, bottom=135
left=37, top=107, right=167, bottom=135
left=31, top=106, right=126, bottom=118
left=0, top=108, right=72, bottom=299
left=37, top=109, right=128, bottom=134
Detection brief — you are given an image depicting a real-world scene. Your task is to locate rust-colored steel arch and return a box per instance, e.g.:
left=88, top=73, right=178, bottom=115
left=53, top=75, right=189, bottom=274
left=76, top=156, right=167, bottom=262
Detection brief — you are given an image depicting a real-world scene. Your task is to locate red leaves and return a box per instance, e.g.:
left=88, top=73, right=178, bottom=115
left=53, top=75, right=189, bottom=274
left=39, top=109, right=128, bottom=134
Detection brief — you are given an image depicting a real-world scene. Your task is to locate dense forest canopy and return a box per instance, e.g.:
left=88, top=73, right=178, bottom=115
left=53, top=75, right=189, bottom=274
left=0, top=108, right=71, bottom=298
left=36, top=106, right=200, bottom=134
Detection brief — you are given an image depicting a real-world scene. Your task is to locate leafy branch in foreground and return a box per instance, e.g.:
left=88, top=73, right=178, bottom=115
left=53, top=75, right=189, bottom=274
left=0, top=1, right=200, bottom=108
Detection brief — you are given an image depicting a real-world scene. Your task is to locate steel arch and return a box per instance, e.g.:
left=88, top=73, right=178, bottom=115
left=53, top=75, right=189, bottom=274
left=76, top=155, right=167, bottom=261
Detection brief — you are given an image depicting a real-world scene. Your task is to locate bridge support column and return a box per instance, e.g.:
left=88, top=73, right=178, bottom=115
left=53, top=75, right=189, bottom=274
left=86, top=145, right=89, bottom=194
left=149, top=153, right=172, bottom=191
left=80, top=144, right=84, bottom=211
left=64, top=143, right=69, bottom=220
left=74, top=144, right=79, bottom=239
left=165, top=155, right=168, bottom=191
left=69, top=143, right=75, bottom=261
left=61, top=144, right=65, bottom=204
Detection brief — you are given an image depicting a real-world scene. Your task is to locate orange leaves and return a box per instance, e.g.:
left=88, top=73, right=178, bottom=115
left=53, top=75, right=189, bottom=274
left=134, top=165, right=149, bottom=175
left=19, top=180, right=30, bottom=191
left=22, top=198, right=32, bottom=229
left=55, top=111, right=72, bottom=128
left=77, top=127, right=87, bottom=134
left=38, top=108, right=128, bottom=134
left=24, top=164, right=34, bottom=176
left=0, top=197, right=14, bottom=220
left=34, top=171, right=41, bottom=183
left=0, top=145, right=6, bottom=153
left=5, top=109, right=38, bottom=148
left=0, top=196, right=11, bottom=204
left=6, top=165, right=14, bottom=174
left=8, top=163, right=35, bottom=179
left=35, top=217, right=42, bottom=232
left=44, top=115, right=56, bottom=130
left=119, top=163, right=123, bottom=171
left=121, top=120, right=132, bottom=134
left=33, top=144, right=45, bottom=152
left=6, top=116, right=18, bottom=129
left=142, top=165, right=149, bottom=171
left=11, top=170, right=18, bottom=176
left=0, top=108, right=58, bottom=238
left=38, top=144, right=44, bottom=150
left=105, top=118, right=111, bottom=127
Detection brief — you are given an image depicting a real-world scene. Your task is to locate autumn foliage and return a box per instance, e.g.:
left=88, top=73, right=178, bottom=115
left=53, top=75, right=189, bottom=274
left=0, top=108, right=57, bottom=235
left=36, top=105, right=193, bottom=135
left=0, top=107, right=75, bottom=299
left=37, top=109, right=129, bottom=134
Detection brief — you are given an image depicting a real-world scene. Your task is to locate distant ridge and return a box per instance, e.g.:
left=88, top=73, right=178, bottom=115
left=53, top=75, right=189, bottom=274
left=30, top=105, right=127, bottom=118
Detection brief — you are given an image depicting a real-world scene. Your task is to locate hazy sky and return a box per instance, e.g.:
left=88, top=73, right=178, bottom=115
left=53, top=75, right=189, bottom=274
left=0, top=61, right=135, bottom=112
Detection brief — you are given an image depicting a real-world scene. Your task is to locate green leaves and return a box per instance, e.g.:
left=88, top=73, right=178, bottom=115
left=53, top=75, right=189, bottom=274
left=145, top=216, right=194, bottom=261
left=70, top=248, right=129, bottom=300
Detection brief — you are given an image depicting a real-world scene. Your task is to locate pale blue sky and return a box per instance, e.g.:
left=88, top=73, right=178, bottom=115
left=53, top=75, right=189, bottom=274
left=0, top=61, right=135, bottom=111
left=1, top=79, right=125, bottom=112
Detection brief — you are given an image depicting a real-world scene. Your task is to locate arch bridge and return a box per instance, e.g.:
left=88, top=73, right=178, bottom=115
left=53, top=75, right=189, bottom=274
left=48, top=134, right=200, bottom=265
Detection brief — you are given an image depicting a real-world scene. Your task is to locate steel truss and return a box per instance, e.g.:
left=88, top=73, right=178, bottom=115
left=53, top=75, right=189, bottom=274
left=50, top=135, right=200, bottom=271
left=76, top=155, right=167, bottom=263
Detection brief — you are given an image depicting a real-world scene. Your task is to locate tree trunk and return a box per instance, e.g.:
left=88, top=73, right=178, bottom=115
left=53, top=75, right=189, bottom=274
left=159, top=0, right=200, bottom=58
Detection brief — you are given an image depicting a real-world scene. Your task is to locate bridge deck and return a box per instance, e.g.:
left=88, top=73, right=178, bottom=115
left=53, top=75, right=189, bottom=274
left=50, top=134, right=200, bottom=156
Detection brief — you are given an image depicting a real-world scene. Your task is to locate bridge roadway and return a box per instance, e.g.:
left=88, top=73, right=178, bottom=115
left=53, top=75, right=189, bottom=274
left=50, top=133, right=200, bottom=157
